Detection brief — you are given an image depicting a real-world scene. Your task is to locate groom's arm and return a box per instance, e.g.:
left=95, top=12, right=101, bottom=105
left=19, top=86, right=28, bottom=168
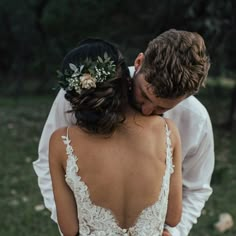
left=166, top=115, right=214, bottom=236
left=33, top=89, right=75, bottom=223
left=178, top=117, right=214, bottom=235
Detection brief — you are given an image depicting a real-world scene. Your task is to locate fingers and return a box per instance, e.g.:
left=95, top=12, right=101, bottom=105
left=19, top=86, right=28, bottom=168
left=162, top=229, right=171, bottom=236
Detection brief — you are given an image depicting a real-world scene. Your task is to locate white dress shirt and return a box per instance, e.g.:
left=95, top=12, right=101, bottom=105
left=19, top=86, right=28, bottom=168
left=33, top=67, right=214, bottom=236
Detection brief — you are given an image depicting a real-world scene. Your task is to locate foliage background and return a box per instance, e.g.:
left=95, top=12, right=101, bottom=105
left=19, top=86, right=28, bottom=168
left=0, top=0, right=235, bottom=94
left=0, top=0, right=236, bottom=235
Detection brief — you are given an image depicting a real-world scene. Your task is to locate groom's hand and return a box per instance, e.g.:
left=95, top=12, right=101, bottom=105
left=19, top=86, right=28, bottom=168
left=162, top=229, right=171, bottom=236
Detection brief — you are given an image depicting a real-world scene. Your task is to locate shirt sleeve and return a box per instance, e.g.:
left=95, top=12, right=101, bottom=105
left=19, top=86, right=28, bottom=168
left=32, top=89, right=74, bottom=223
left=167, top=114, right=215, bottom=236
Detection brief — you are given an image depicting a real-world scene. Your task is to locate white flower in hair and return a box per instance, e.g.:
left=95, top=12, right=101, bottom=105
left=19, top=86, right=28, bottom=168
left=57, top=53, right=116, bottom=94
left=80, top=73, right=97, bottom=89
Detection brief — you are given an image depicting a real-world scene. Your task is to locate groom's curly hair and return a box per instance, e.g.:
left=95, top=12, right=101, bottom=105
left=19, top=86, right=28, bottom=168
left=140, top=29, right=210, bottom=98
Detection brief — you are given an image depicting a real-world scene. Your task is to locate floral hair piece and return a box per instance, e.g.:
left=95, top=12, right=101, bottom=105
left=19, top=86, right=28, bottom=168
left=57, top=53, right=116, bottom=94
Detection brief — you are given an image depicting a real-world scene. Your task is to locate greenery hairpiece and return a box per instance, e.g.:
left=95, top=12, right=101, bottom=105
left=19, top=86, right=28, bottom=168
left=57, top=52, right=116, bottom=94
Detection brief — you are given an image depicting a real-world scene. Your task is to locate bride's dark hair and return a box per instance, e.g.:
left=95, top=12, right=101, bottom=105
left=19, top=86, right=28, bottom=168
left=61, top=38, right=130, bottom=135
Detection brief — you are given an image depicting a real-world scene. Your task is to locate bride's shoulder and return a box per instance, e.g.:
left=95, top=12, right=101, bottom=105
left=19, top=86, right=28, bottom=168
left=144, top=116, right=180, bottom=142
left=49, top=127, right=70, bottom=152
left=49, top=127, right=69, bottom=163
left=141, top=115, right=166, bottom=129
left=50, top=127, right=68, bottom=140
left=162, top=118, right=181, bottom=148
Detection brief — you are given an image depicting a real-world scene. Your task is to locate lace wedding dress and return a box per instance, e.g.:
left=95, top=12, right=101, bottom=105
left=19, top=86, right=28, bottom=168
left=62, top=124, right=174, bottom=236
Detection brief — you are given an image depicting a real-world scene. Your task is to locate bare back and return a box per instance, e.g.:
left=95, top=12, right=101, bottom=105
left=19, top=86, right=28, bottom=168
left=61, top=113, right=171, bottom=229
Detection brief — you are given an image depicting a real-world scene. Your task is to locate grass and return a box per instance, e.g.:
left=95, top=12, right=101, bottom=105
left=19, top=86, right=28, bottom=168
left=0, top=80, right=236, bottom=235
left=0, top=95, right=59, bottom=235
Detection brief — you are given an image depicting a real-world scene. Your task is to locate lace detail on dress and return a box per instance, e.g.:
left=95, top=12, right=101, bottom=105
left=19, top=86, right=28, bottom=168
left=62, top=123, right=174, bottom=236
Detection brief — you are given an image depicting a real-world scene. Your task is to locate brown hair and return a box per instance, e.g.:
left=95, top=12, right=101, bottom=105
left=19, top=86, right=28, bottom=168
left=62, top=39, right=130, bottom=135
left=140, top=29, right=210, bottom=98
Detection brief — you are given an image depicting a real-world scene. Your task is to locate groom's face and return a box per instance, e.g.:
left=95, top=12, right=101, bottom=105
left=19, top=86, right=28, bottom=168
left=132, top=53, right=186, bottom=116
left=132, top=72, right=186, bottom=116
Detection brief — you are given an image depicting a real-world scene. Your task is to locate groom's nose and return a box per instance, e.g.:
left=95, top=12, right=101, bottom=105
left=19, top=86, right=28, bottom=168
left=141, top=103, right=154, bottom=116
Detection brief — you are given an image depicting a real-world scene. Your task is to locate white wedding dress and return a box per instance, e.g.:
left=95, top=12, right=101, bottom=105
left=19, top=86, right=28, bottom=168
left=62, top=124, right=174, bottom=236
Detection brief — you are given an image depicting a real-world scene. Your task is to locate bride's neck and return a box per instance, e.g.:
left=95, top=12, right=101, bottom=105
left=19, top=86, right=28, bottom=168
left=124, top=105, right=140, bottom=117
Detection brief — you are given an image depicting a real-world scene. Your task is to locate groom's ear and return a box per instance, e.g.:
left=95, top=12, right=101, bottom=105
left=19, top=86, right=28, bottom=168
left=134, top=53, right=144, bottom=71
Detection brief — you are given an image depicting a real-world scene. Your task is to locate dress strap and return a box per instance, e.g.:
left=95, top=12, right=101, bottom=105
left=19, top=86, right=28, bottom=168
left=66, top=126, right=70, bottom=139
left=61, top=127, right=71, bottom=146
left=163, top=118, right=171, bottom=141
left=61, top=127, right=74, bottom=156
left=163, top=118, right=175, bottom=174
left=62, top=127, right=79, bottom=174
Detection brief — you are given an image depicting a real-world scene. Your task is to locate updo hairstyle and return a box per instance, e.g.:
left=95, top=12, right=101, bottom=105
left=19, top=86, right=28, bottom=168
left=61, top=39, right=130, bottom=135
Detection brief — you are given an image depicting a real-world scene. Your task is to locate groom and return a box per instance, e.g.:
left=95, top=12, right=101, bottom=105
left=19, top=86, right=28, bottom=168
left=33, top=29, right=214, bottom=236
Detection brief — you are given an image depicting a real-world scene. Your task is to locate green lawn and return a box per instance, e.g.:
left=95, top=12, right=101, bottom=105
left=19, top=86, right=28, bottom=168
left=0, top=96, right=59, bottom=235
left=0, top=81, right=235, bottom=235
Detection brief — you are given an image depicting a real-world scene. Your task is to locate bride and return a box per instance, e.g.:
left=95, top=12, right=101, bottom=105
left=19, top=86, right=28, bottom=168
left=49, top=39, right=182, bottom=236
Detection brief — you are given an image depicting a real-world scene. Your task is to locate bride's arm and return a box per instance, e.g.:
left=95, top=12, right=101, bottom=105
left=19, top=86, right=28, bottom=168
left=33, top=89, right=75, bottom=223
left=165, top=119, right=182, bottom=227
left=49, top=129, right=79, bottom=236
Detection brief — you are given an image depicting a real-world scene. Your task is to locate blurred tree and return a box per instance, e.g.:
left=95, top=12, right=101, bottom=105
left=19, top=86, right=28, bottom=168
left=223, top=0, right=236, bottom=128
left=0, top=0, right=235, bottom=95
